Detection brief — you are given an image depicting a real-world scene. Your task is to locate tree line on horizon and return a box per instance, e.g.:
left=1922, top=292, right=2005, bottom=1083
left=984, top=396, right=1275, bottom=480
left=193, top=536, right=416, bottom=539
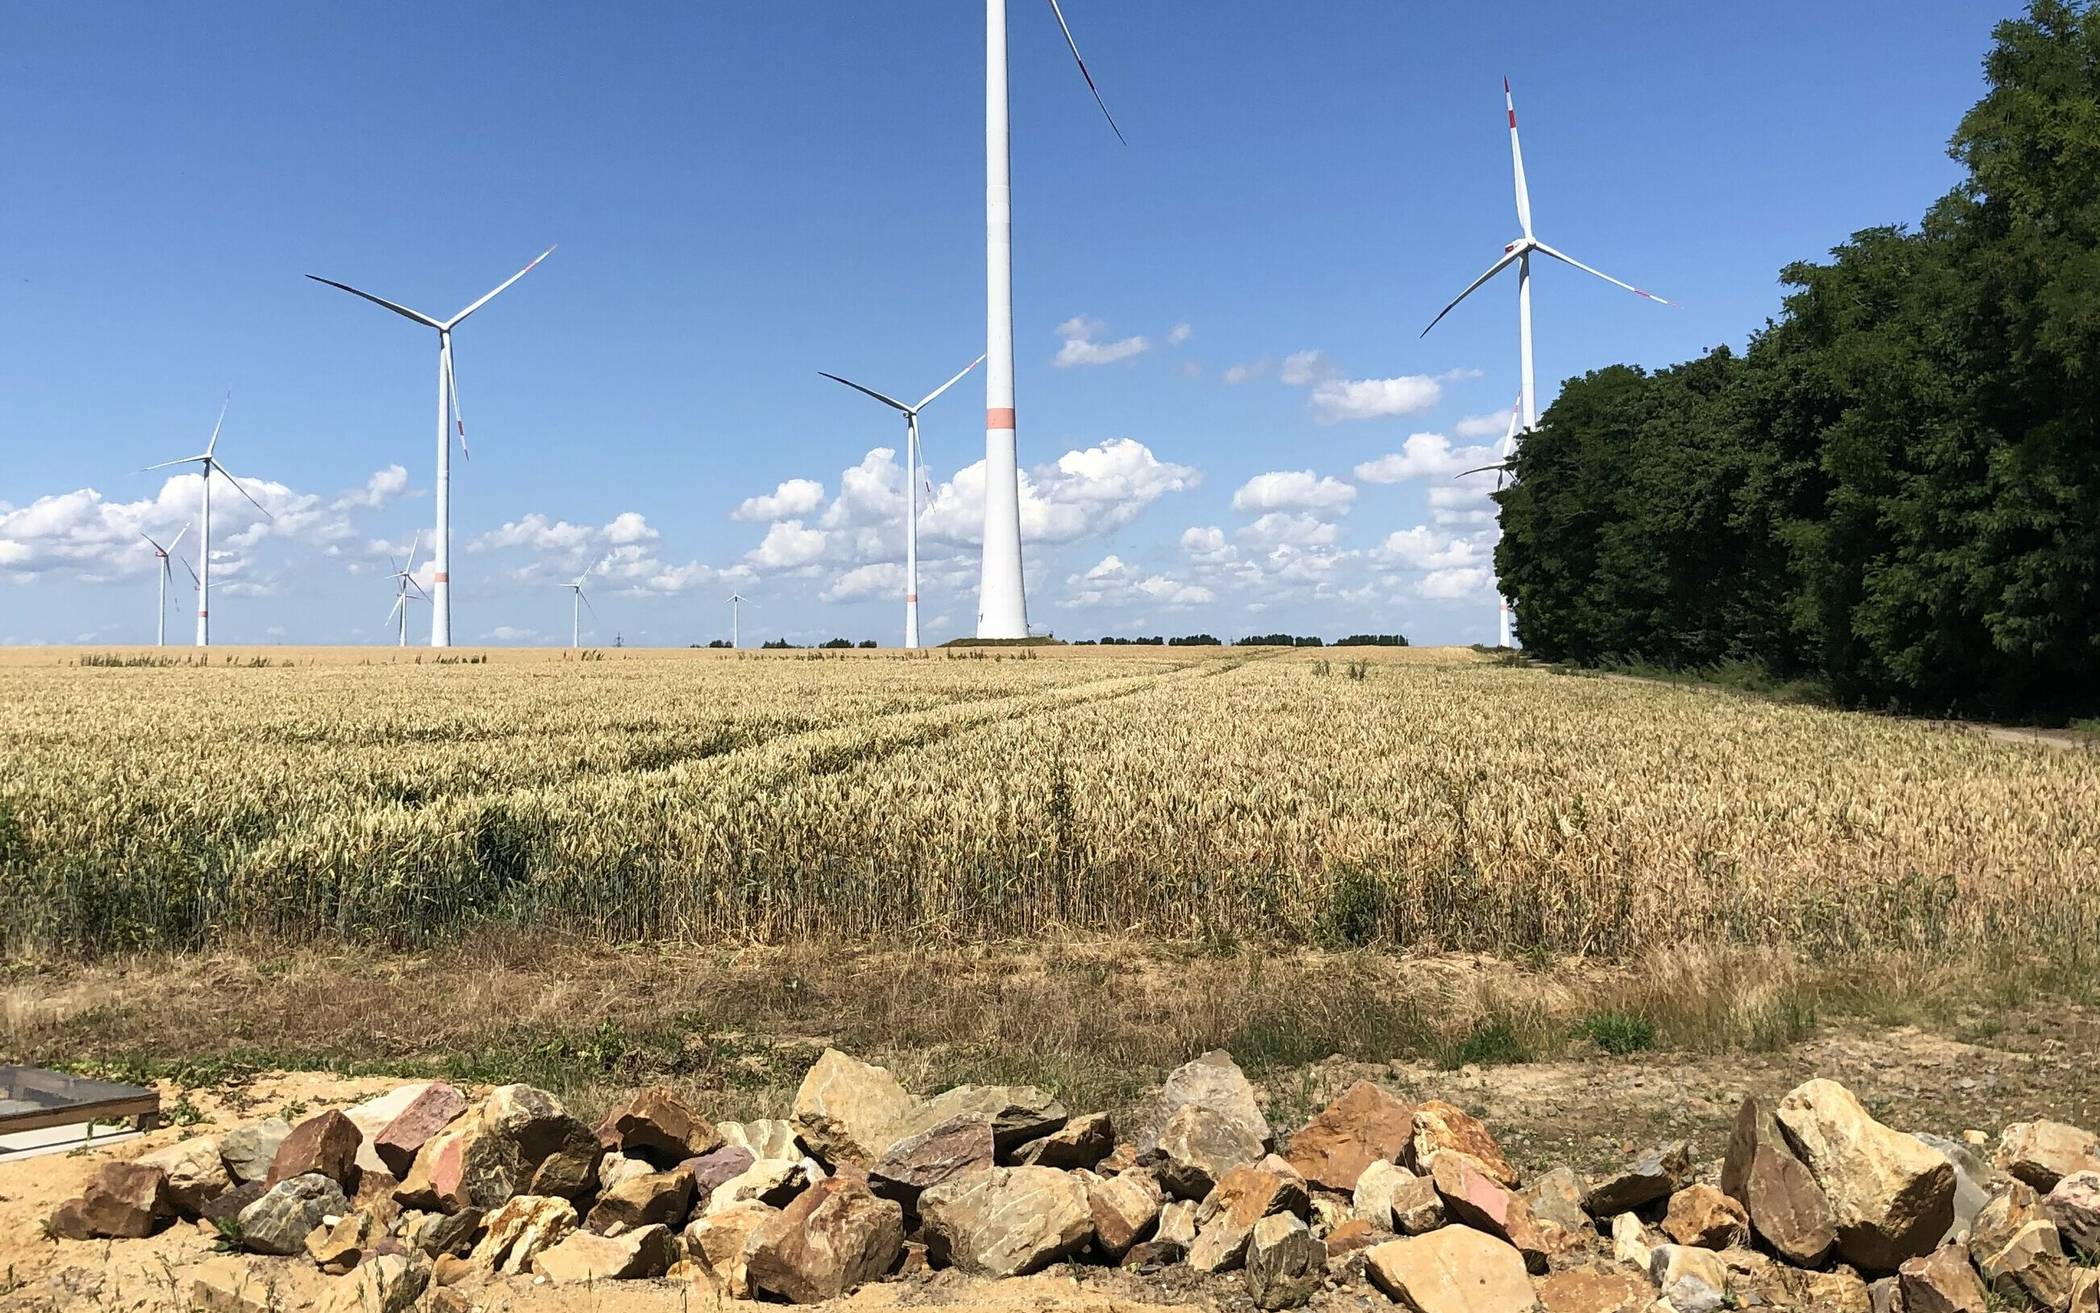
left=1498, top=1, right=2098, bottom=722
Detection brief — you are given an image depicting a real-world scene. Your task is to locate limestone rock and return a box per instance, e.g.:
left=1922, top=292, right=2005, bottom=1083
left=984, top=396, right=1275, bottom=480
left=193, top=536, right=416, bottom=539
left=2048, top=1170, right=2100, bottom=1258
left=1429, top=1151, right=1549, bottom=1272
left=596, top=1086, right=720, bottom=1165
left=1661, top=1184, right=1748, bottom=1249
left=1651, top=1244, right=1729, bottom=1313
left=1284, top=1080, right=1415, bottom=1192
left=1775, top=1079, right=1956, bottom=1271
left=1974, top=1216, right=2072, bottom=1310
left=184, top=1254, right=276, bottom=1313
left=1868, top=1275, right=1902, bottom=1313
left=306, top=1207, right=385, bottom=1274
left=372, top=1082, right=468, bottom=1177
left=1611, top=1212, right=1655, bottom=1270
left=1364, top=1227, right=1535, bottom=1313
left=267, top=1109, right=362, bottom=1189
left=718, top=1118, right=801, bottom=1160
left=1795, top=1266, right=1875, bottom=1313
left=315, top=1251, right=429, bottom=1313
left=597, top=1150, right=657, bottom=1192
left=138, top=1135, right=230, bottom=1216
left=1130, top=1050, right=1271, bottom=1160
left=1354, top=1158, right=1413, bottom=1229
left=76, top=1161, right=172, bottom=1238
left=1085, top=1167, right=1162, bottom=1260
left=470, top=1194, right=576, bottom=1275
left=1585, top=1141, right=1690, bottom=1216
left=1524, top=1166, right=1593, bottom=1235
left=1896, top=1241, right=1988, bottom=1313
left=904, top=1084, right=1067, bottom=1157
left=790, top=1049, right=916, bottom=1167
left=870, top=1112, right=996, bottom=1205
left=585, top=1168, right=694, bottom=1234
left=1245, top=1212, right=1325, bottom=1310
left=1158, top=1197, right=1200, bottom=1246
left=1722, top=1095, right=1836, bottom=1266
left=742, top=1176, right=905, bottom=1304
left=1533, top=1268, right=1655, bottom=1313
left=684, top=1199, right=775, bottom=1297
left=219, top=1118, right=292, bottom=1186
left=1996, top=1120, right=2100, bottom=1193
left=401, top=1206, right=483, bottom=1257
left=1152, top=1101, right=1268, bottom=1201
left=1396, top=1171, right=1449, bottom=1235
left=919, top=1165, right=1093, bottom=1278
left=2070, top=1270, right=2100, bottom=1313
left=237, top=1173, right=349, bottom=1255
left=1011, top=1111, right=1113, bottom=1170
left=703, top=1154, right=822, bottom=1215
left=1410, top=1099, right=1518, bottom=1188
left=534, top=1223, right=677, bottom=1280
left=1188, top=1159, right=1311, bottom=1274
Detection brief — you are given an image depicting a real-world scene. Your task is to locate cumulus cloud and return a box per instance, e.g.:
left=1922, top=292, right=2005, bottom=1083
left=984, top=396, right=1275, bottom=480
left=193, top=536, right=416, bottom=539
left=1222, top=359, right=1270, bottom=385
left=1060, top=554, right=1213, bottom=610
left=734, top=478, right=826, bottom=523
left=1456, top=409, right=1516, bottom=439
left=1053, top=316, right=1150, bottom=367
left=332, top=464, right=411, bottom=511
left=918, top=438, right=1197, bottom=548
left=1231, top=470, right=1356, bottom=514
left=1238, top=511, right=1342, bottom=550
left=603, top=511, right=658, bottom=546
left=1352, top=433, right=1497, bottom=483
left=1308, top=374, right=1444, bottom=424
left=471, top=513, right=596, bottom=554
left=1278, top=350, right=1333, bottom=386
left=1417, top=566, right=1493, bottom=600
left=1180, top=525, right=1237, bottom=566
left=1374, top=525, right=1490, bottom=571
left=747, top=519, right=828, bottom=571
left=1429, top=484, right=1496, bottom=528
left=823, top=561, right=904, bottom=602
left=1166, top=322, right=1193, bottom=346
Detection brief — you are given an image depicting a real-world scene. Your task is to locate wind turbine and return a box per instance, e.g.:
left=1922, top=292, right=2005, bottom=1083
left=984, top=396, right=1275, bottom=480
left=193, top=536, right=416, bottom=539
left=1456, top=397, right=1523, bottom=648
left=139, top=524, right=190, bottom=647
left=562, top=555, right=608, bottom=649
left=142, top=395, right=272, bottom=647
left=727, top=592, right=748, bottom=650
left=820, top=354, right=985, bottom=648
left=1423, top=79, right=1674, bottom=649
left=385, top=533, right=429, bottom=647
left=306, top=246, right=555, bottom=648
left=979, top=0, right=1123, bottom=639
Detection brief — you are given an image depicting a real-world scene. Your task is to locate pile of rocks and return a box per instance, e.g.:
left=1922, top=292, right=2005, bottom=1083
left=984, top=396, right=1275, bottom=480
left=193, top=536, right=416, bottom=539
left=43, top=1052, right=2100, bottom=1312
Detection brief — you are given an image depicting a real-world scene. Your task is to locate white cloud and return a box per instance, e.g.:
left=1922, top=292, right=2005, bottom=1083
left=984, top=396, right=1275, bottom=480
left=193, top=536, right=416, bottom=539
left=819, top=448, right=903, bottom=532
left=1429, top=484, right=1496, bottom=528
left=1375, top=525, right=1489, bottom=571
left=1180, top=525, right=1237, bottom=566
left=1222, top=359, right=1270, bottom=385
left=1238, top=512, right=1341, bottom=550
left=485, top=625, right=543, bottom=643
left=920, top=438, right=1197, bottom=548
left=1308, top=374, right=1444, bottom=423
left=1456, top=409, right=1516, bottom=439
left=471, top=513, right=595, bottom=554
left=1417, top=566, right=1493, bottom=600
left=603, top=511, right=658, bottom=546
left=1352, top=433, right=1497, bottom=483
left=823, top=561, right=903, bottom=602
left=332, top=464, right=411, bottom=511
left=1278, top=350, right=1333, bottom=386
left=1231, top=470, right=1356, bottom=514
left=734, top=478, right=826, bottom=523
left=746, top=519, right=828, bottom=571
left=1060, top=554, right=1212, bottom=610
left=1054, top=315, right=1150, bottom=368
left=1166, top=322, right=1193, bottom=346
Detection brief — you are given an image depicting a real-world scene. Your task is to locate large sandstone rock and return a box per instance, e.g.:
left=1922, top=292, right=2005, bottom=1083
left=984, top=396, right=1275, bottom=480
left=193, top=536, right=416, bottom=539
left=218, top=1118, right=292, bottom=1186
left=595, top=1086, right=720, bottom=1165
left=684, top=1198, right=776, bottom=1297
left=1284, top=1081, right=1415, bottom=1192
left=1974, top=1216, right=2073, bottom=1310
left=584, top=1168, right=694, bottom=1234
left=1409, top=1100, right=1517, bottom=1188
left=372, top=1082, right=468, bottom=1177
left=138, top=1135, right=230, bottom=1217
left=1012, top=1111, right=1113, bottom=1170
left=237, top=1173, right=349, bottom=1255
left=1244, top=1212, right=1325, bottom=1310
left=470, top=1194, right=577, bottom=1275
left=1187, top=1158, right=1311, bottom=1274
left=1897, top=1241, right=1988, bottom=1313
left=306, top=1207, right=385, bottom=1274
left=742, top=1176, right=905, bottom=1304
left=1364, top=1227, right=1534, bottom=1313
left=1997, top=1120, right=2100, bottom=1193
left=401, top=1206, right=483, bottom=1258
left=1533, top=1268, right=1655, bottom=1313
left=534, top=1223, right=678, bottom=1280
left=397, top=1085, right=600, bottom=1212
left=1428, top=1151, right=1548, bottom=1272
left=2048, top=1170, right=2100, bottom=1258
left=315, top=1251, right=429, bottom=1313
left=919, top=1165, right=1093, bottom=1277
left=1523, top=1166, right=1592, bottom=1235
left=702, top=1154, right=823, bottom=1215
left=1130, top=1050, right=1271, bottom=1159
left=903, top=1084, right=1067, bottom=1157
left=184, top=1254, right=275, bottom=1313
left=870, top=1113, right=996, bottom=1205
left=267, top=1109, right=362, bottom=1189
left=1775, top=1078, right=1954, bottom=1272
left=1585, top=1140, right=1690, bottom=1216
left=719, top=1118, right=802, bottom=1160
left=343, top=1082, right=440, bottom=1176
left=1353, top=1158, right=1412, bottom=1229
left=1723, top=1094, right=1836, bottom=1265
left=791, top=1049, right=916, bottom=1167
left=1651, top=1245, right=1728, bottom=1313
left=1151, top=1102, right=1268, bottom=1200
left=1662, top=1184, right=1749, bottom=1249
left=76, top=1161, right=172, bottom=1238
left=1086, top=1167, right=1163, bottom=1260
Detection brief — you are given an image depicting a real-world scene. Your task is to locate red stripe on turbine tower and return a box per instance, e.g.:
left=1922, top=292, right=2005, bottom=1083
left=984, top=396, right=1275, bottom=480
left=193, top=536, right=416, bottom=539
left=987, top=408, right=1016, bottom=429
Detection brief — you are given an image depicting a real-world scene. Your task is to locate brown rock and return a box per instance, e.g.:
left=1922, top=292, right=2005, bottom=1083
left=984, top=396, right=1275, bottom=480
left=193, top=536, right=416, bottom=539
left=2050, top=1170, right=2100, bottom=1257
left=1795, top=1266, right=1875, bottom=1313
left=1722, top=1095, right=1836, bottom=1266
left=702, top=1154, right=822, bottom=1215
left=138, top=1136, right=231, bottom=1217
left=1523, top=1166, right=1592, bottom=1235
left=1974, top=1216, right=2072, bottom=1310
left=184, top=1253, right=275, bottom=1313
left=870, top=1113, right=996, bottom=1205
left=396, top=1086, right=600, bottom=1212
left=904, top=1084, right=1068, bottom=1157
left=1010, top=1111, right=1113, bottom=1170
left=1188, top=1159, right=1312, bottom=1273
left=1584, top=1140, right=1690, bottom=1216
left=595, top=1086, right=720, bottom=1165
left=79, top=1161, right=173, bottom=1238
left=373, top=1083, right=468, bottom=1177
left=306, top=1207, right=385, bottom=1275
left=315, top=1251, right=429, bottom=1313
left=1284, top=1081, right=1416, bottom=1193
left=790, top=1049, right=916, bottom=1168
left=401, top=1206, right=483, bottom=1257
left=1776, top=1079, right=1955, bottom=1273
left=2070, top=1270, right=2100, bottom=1313
left=1244, top=1212, right=1325, bottom=1310
left=1086, top=1167, right=1163, bottom=1260
left=1651, top=1244, right=1729, bottom=1312
left=1996, top=1120, right=2100, bottom=1193
left=584, top=1168, right=694, bottom=1234
left=470, top=1194, right=577, bottom=1275
left=1897, top=1241, right=1988, bottom=1313
left=718, top=1118, right=801, bottom=1160
left=683, top=1198, right=775, bottom=1297
left=1152, top=1101, right=1267, bottom=1201
left=1123, top=1237, right=1188, bottom=1270
left=534, top=1223, right=678, bottom=1280
left=1326, top=1217, right=1381, bottom=1254
left=218, top=1119, right=292, bottom=1186
left=267, top=1109, right=361, bottom=1189
left=1409, top=1099, right=1518, bottom=1188
left=1429, top=1151, right=1548, bottom=1273
left=1365, top=1228, right=1535, bottom=1313
left=1662, top=1184, right=1749, bottom=1249
left=743, top=1176, right=905, bottom=1304
left=197, top=1179, right=266, bottom=1230
left=1395, top=1171, right=1449, bottom=1235
left=919, top=1165, right=1093, bottom=1277
left=1533, top=1267, right=1655, bottom=1313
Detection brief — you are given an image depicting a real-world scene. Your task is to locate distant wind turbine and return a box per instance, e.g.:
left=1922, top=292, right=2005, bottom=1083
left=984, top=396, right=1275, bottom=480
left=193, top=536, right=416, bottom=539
left=727, top=592, right=748, bottom=650
left=1423, top=80, right=1674, bottom=648
left=821, top=354, right=984, bottom=648
left=1456, top=397, right=1524, bottom=648
left=140, top=524, right=190, bottom=647
left=385, top=533, right=429, bottom=647
left=306, top=246, right=555, bottom=648
left=562, top=555, right=608, bottom=649
left=979, top=0, right=1124, bottom=639
left=142, top=395, right=272, bottom=647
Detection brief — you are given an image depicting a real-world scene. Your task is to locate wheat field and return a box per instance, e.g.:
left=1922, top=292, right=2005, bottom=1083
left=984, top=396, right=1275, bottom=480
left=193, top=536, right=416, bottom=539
left=1, top=644, right=2093, bottom=960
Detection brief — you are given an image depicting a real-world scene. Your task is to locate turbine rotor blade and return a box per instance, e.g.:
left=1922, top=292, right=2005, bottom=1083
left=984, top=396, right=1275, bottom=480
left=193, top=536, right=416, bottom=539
left=1046, top=0, right=1125, bottom=144
left=141, top=531, right=168, bottom=554
left=169, top=522, right=190, bottom=552
left=143, top=455, right=208, bottom=472
left=913, top=354, right=988, bottom=412
left=180, top=556, right=200, bottom=588
left=214, top=465, right=275, bottom=519
left=1421, top=248, right=1520, bottom=337
left=386, top=594, right=405, bottom=624
left=1506, top=78, right=1533, bottom=238
left=405, top=530, right=421, bottom=574
left=819, top=372, right=912, bottom=414
left=1532, top=242, right=1675, bottom=306
left=304, top=275, right=444, bottom=329
left=204, top=390, right=232, bottom=458
left=579, top=590, right=598, bottom=620
left=443, top=337, right=470, bottom=459
left=446, top=244, right=556, bottom=328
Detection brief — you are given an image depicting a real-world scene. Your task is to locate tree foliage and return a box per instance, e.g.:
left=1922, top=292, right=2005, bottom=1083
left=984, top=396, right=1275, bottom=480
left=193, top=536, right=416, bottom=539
left=1499, top=1, right=2100, bottom=720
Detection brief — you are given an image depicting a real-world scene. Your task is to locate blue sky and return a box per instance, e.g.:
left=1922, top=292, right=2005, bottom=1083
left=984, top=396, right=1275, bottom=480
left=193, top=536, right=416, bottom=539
left=1, top=1, right=2007, bottom=646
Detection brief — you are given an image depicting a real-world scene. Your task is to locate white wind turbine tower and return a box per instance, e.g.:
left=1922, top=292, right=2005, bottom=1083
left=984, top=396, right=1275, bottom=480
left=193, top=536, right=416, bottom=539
left=1423, top=80, right=1674, bottom=648
left=385, top=533, right=429, bottom=647
left=979, top=0, right=1124, bottom=639
left=307, top=246, right=555, bottom=649
left=562, top=555, right=609, bottom=650
left=139, top=524, right=190, bottom=647
left=143, top=395, right=272, bottom=647
left=820, top=354, right=985, bottom=648
left=727, top=592, right=748, bottom=650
